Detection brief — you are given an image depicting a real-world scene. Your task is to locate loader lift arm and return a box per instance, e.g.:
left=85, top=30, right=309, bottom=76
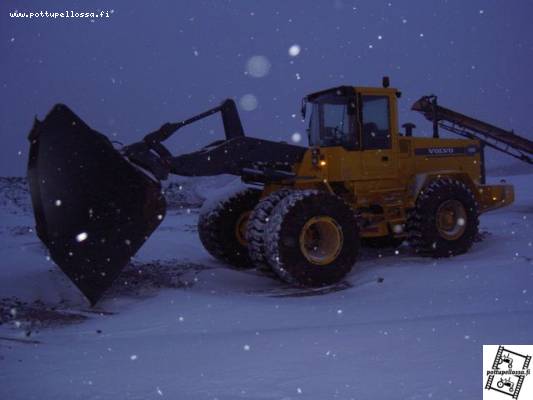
left=124, top=99, right=305, bottom=182
left=143, top=98, right=245, bottom=145
left=412, top=95, right=533, bottom=165
left=123, top=99, right=245, bottom=179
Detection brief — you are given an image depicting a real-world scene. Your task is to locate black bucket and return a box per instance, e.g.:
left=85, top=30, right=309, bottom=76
left=27, top=104, right=166, bottom=304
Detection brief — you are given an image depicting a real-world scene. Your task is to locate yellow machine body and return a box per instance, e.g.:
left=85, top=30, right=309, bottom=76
left=265, top=86, right=514, bottom=239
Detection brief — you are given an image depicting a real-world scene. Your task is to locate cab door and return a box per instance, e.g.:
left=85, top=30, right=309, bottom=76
left=359, top=93, right=398, bottom=182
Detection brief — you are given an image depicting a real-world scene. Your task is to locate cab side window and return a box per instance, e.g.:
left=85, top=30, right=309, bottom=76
left=361, top=96, right=391, bottom=150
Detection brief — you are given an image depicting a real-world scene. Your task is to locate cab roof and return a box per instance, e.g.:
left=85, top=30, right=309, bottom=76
left=304, top=85, right=398, bottom=103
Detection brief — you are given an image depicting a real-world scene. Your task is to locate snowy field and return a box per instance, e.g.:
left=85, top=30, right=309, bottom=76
left=0, top=173, right=532, bottom=400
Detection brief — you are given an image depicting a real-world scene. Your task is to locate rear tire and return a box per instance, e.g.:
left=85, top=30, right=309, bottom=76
left=264, top=190, right=359, bottom=286
left=246, top=189, right=293, bottom=272
left=407, top=178, right=479, bottom=257
left=198, top=188, right=261, bottom=269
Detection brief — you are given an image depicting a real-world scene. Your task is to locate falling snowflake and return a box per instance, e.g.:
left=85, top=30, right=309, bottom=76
left=288, top=44, right=301, bottom=57
left=392, top=224, right=403, bottom=233
left=239, top=94, right=258, bottom=111
left=76, top=232, right=88, bottom=242
left=130, top=354, right=138, bottom=360
left=291, top=132, right=302, bottom=143
left=245, top=55, right=271, bottom=77
left=243, top=344, right=251, bottom=351
left=55, top=199, right=62, bottom=206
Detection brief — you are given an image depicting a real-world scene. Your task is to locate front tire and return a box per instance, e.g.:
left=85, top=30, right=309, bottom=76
left=407, top=178, right=479, bottom=257
left=198, top=188, right=261, bottom=269
left=264, top=190, right=359, bottom=286
left=246, top=189, right=293, bottom=271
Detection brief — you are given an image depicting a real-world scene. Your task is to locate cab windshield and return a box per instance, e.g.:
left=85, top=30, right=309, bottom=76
left=307, top=97, right=357, bottom=149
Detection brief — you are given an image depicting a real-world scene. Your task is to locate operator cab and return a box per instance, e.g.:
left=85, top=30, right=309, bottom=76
left=302, top=85, right=393, bottom=151
left=304, top=86, right=358, bottom=149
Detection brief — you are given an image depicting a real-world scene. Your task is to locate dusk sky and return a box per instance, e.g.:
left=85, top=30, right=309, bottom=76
left=2, top=0, right=532, bottom=176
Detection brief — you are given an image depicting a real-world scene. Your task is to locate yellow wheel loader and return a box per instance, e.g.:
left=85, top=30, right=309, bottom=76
left=27, top=77, right=532, bottom=304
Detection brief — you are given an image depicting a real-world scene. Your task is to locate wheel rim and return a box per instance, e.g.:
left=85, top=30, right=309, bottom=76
left=299, top=216, right=343, bottom=265
left=436, top=200, right=467, bottom=240
left=235, top=211, right=251, bottom=246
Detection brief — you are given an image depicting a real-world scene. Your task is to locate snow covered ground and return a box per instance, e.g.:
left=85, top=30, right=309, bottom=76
left=0, top=173, right=532, bottom=400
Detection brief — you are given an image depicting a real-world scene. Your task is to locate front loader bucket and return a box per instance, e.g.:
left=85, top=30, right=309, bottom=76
left=27, top=104, right=166, bottom=305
